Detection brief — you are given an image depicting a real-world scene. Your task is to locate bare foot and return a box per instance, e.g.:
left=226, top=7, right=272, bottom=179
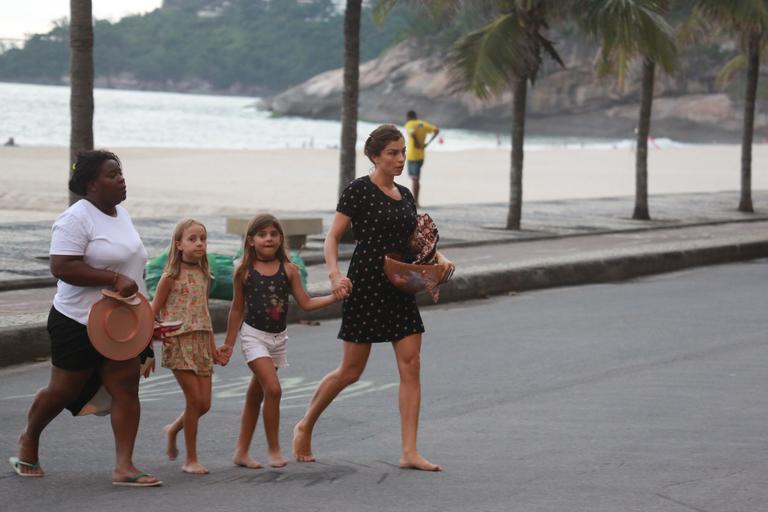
left=233, top=452, right=263, bottom=469
left=292, top=421, right=316, bottom=462
left=163, top=425, right=178, bottom=461
left=268, top=450, right=288, bottom=468
left=399, top=452, right=442, bottom=472
left=15, top=432, right=44, bottom=476
left=181, top=462, right=209, bottom=475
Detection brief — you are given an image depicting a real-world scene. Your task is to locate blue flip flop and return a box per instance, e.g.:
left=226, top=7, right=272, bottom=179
left=9, top=456, right=43, bottom=477
left=112, top=472, right=162, bottom=487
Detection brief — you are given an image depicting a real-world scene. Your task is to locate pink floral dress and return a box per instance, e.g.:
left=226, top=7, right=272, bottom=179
left=159, top=267, right=214, bottom=376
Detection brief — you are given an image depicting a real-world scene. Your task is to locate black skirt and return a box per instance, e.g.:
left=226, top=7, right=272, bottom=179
left=48, top=306, right=104, bottom=371
left=47, top=307, right=103, bottom=415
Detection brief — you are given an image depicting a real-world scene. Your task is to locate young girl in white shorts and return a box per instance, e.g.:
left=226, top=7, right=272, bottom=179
left=217, top=214, right=342, bottom=468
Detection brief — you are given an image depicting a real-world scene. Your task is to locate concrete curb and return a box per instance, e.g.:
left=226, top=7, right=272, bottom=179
left=4, top=216, right=768, bottom=293
left=2, top=239, right=766, bottom=367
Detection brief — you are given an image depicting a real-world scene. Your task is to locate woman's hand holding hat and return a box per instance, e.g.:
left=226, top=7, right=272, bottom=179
left=114, top=273, right=138, bottom=297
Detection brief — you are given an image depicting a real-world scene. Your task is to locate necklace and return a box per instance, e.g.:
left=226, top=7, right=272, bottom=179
left=255, top=256, right=277, bottom=262
left=181, top=258, right=199, bottom=266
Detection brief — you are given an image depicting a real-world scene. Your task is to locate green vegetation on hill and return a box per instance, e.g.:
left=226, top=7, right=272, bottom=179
left=0, top=0, right=416, bottom=93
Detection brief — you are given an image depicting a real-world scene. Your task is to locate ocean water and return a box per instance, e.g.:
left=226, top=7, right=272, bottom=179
left=0, top=81, right=678, bottom=151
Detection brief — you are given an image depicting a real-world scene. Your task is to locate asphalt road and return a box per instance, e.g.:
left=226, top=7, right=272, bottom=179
left=1, top=259, right=767, bottom=511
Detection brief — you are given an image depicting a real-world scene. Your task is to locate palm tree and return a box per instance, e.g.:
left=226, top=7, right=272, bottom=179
left=339, top=0, right=362, bottom=199
left=69, top=0, right=94, bottom=205
left=577, top=0, right=678, bottom=220
left=694, top=0, right=768, bottom=213
left=450, top=1, right=566, bottom=230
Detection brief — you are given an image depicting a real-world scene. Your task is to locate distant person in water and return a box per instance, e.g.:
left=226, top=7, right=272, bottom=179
left=404, top=111, right=439, bottom=207
left=4, top=137, right=17, bottom=147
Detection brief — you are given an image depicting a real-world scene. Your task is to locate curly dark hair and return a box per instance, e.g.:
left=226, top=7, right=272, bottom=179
left=363, top=124, right=403, bottom=164
left=68, top=150, right=121, bottom=196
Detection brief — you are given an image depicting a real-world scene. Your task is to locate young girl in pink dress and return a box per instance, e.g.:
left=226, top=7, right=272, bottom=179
left=152, top=218, right=219, bottom=474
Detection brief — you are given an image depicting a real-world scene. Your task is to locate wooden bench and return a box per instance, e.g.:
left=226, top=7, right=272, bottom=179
left=225, top=216, right=323, bottom=250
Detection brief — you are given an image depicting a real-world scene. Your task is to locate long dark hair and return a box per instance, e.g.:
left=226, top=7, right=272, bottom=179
left=234, top=214, right=290, bottom=284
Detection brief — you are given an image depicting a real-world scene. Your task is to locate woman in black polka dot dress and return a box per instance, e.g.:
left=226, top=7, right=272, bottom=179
left=292, top=125, right=454, bottom=471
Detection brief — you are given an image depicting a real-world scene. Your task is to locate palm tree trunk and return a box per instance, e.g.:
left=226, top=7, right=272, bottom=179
left=633, top=58, right=655, bottom=221
left=69, top=0, right=94, bottom=205
left=338, top=0, right=361, bottom=198
left=507, top=76, right=527, bottom=230
left=738, top=32, right=760, bottom=213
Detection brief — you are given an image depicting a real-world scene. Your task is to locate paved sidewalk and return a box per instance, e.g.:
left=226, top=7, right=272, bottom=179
left=1, top=191, right=766, bottom=366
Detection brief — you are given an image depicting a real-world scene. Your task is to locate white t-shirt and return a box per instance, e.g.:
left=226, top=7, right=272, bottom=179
left=51, top=199, right=148, bottom=325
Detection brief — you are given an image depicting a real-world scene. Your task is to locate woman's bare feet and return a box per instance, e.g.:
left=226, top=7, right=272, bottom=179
left=233, top=452, right=263, bottom=469
left=268, top=450, right=288, bottom=468
left=292, top=421, right=316, bottom=462
left=181, top=461, right=209, bottom=475
left=399, top=452, right=442, bottom=472
left=163, top=424, right=178, bottom=461
left=15, top=432, right=44, bottom=476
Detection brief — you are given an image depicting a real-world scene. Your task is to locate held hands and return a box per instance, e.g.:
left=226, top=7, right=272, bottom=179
left=216, top=344, right=233, bottom=366
left=330, top=271, right=352, bottom=301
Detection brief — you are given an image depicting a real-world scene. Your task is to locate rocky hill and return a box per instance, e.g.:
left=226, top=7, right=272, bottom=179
left=262, top=37, right=768, bottom=142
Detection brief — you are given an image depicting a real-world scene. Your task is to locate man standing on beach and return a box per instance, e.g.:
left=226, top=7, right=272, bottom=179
left=404, top=110, right=439, bottom=206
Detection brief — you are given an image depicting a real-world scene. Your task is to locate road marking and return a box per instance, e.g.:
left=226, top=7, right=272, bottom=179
left=1, top=374, right=399, bottom=408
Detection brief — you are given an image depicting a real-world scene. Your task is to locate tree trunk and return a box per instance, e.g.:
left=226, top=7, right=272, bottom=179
left=338, top=0, right=361, bottom=198
left=507, top=77, right=527, bottom=230
left=633, top=58, right=655, bottom=221
left=69, top=0, right=94, bottom=205
left=738, top=32, right=760, bottom=213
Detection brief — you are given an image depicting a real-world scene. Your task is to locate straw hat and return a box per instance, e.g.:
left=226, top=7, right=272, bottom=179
left=383, top=253, right=452, bottom=302
left=87, top=290, right=154, bottom=361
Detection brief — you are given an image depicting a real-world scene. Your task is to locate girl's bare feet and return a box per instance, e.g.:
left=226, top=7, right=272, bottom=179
left=163, top=425, right=179, bottom=461
left=233, top=452, right=263, bottom=469
left=268, top=450, right=288, bottom=468
left=399, top=452, right=442, bottom=472
left=181, top=461, right=209, bottom=474
left=292, top=421, right=315, bottom=462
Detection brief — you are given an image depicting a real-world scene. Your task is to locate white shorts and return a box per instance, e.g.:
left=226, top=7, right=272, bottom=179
left=239, top=323, right=289, bottom=368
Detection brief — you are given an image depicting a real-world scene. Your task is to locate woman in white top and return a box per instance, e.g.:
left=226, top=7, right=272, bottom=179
left=10, top=150, right=161, bottom=487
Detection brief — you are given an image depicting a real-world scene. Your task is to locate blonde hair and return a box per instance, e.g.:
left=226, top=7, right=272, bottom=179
left=164, top=218, right=211, bottom=280
left=234, top=213, right=289, bottom=284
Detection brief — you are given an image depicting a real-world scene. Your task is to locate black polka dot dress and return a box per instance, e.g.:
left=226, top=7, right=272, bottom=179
left=336, top=175, right=425, bottom=343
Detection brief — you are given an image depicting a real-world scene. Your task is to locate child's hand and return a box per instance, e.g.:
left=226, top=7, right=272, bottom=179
left=330, top=275, right=352, bottom=300
left=217, top=345, right=233, bottom=366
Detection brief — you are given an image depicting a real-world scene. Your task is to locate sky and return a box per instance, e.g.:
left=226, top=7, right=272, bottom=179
left=0, top=1, right=163, bottom=41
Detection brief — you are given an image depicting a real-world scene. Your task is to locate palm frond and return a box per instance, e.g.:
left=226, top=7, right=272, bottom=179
left=694, top=0, right=768, bottom=39
left=372, top=0, right=399, bottom=28
left=538, top=32, right=565, bottom=69
left=449, top=13, right=539, bottom=99
left=577, top=0, right=679, bottom=81
left=675, top=7, right=711, bottom=47
left=717, top=54, right=748, bottom=87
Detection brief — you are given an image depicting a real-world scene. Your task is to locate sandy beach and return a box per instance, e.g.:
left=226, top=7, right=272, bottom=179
left=0, top=145, right=765, bottom=223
